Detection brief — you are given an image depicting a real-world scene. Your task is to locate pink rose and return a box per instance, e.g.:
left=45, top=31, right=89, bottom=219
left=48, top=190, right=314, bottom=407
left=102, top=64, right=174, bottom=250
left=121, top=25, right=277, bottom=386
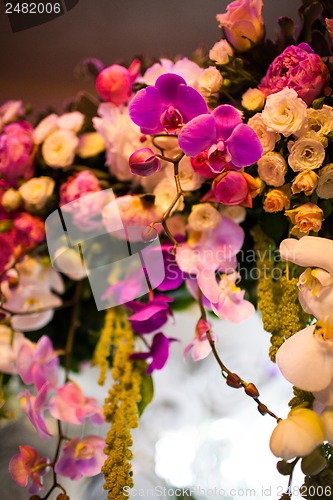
left=0, top=121, right=34, bottom=181
left=96, top=59, right=141, bottom=106
left=60, top=170, right=101, bottom=206
left=209, top=171, right=258, bottom=207
left=13, top=213, right=45, bottom=249
left=258, top=43, right=329, bottom=106
left=216, top=0, right=264, bottom=52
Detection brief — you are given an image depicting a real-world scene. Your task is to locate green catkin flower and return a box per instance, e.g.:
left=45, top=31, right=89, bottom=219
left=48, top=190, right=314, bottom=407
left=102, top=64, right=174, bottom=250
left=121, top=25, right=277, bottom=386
left=288, top=386, right=314, bottom=410
left=102, top=307, right=142, bottom=500
left=93, top=308, right=115, bottom=386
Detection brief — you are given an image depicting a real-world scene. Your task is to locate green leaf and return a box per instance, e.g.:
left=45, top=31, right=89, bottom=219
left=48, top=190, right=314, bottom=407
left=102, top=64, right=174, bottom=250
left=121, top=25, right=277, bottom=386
left=312, top=97, right=325, bottom=109
left=319, top=199, right=333, bottom=219
left=137, top=363, right=154, bottom=416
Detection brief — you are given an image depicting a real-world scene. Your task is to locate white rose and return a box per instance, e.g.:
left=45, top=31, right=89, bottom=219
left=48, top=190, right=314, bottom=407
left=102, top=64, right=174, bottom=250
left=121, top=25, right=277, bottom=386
left=188, top=203, right=222, bottom=232
left=42, top=129, right=79, bottom=168
left=257, top=152, right=287, bottom=187
left=261, top=88, right=308, bottom=137
left=19, top=176, right=55, bottom=209
left=248, top=113, right=280, bottom=154
left=33, top=113, right=58, bottom=144
left=219, top=205, right=246, bottom=223
left=165, top=156, right=203, bottom=191
left=77, top=132, right=105, bottom=158
left=307, top=105, right=333, bottom=145
left=241, top=88, right=265, bottom=111
left=153, top=178, right=184, bottom=213
left=209, top=39, right=234, bottom=65
left=316, top=164, right=333, bottom=199
left=198, top=67, right=223, bottom=95
left=57, top=111, right=85, bottom=132
left=288, top=132, right=325, bottom=172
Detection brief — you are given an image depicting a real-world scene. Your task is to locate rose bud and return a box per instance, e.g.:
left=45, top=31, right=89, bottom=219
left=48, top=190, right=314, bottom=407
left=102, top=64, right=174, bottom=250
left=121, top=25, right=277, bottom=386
left=129, top=148, right=161, bottom=177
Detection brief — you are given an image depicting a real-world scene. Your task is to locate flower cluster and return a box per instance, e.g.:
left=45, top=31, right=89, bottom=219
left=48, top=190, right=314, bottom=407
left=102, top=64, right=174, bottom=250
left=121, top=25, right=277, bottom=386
left=1, top=0, right=333, bottom=496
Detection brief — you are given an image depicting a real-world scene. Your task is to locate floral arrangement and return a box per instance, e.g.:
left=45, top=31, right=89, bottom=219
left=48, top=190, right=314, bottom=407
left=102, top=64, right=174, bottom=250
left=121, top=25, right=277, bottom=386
left=2, top=0, right=333, bottom=498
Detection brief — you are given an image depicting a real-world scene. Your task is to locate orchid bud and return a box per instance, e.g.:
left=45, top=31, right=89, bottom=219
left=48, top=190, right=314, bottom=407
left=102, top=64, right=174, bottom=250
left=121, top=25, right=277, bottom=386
left=129, top=148, right=161, bottom=177
left=244, top=383, right=260, bottom=398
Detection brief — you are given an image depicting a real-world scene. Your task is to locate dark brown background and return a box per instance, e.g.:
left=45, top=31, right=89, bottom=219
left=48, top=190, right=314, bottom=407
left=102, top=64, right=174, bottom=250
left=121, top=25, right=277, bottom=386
left=0, top=0, right=299, bottom=118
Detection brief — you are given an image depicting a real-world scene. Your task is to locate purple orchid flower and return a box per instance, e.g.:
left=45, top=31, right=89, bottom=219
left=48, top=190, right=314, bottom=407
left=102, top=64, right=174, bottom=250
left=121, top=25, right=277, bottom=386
left=178, top=104, right=263, bottom=173
left=20, top=383, right=52, bottom=439
left=183, top=318, right=216, bottom=362
left=127, top=296, right=173, bottom=334
left=130, top=332, right=176, bottom=374
left=129, top=73, right=208, bottom=135
left=55, top=435, right=106, bottom=480
left=156, top=242, right=185, bottom=291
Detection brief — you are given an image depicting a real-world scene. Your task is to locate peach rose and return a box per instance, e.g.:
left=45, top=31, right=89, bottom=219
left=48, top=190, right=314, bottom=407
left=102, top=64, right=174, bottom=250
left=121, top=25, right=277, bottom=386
left=292, top=171, right=319, bottom=196
left=263, top=185, right=291, bottom=213
left=257, top=152, right=287, bottom=187
left=216, top=0, right=264, bottom=52
left=285, top=202, right=323, bottom=234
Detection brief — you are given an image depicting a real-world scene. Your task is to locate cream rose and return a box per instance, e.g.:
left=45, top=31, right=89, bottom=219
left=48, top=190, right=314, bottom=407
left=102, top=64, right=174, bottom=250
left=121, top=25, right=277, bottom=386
left=33, top=113, right=58, bottom=145
left=19, top=176, right=55, bottom=209
left=153, top=178, right=184, bottom=213
left=288, top=132, right=325, bottom=172
left=316, top=164, right=333, bottom=199
left=198, top=67, right=223, bottom=95
left=263, top=186, right=290, bottom=213
left=248, top=113, right=280, bottom=154
left=42, top=129, right=79, bottom=168
left=209, top=39, right=234, bottom=65
left=292, top=170, right=319, bottom=196
left=307, top=105, right=333, bottom=145
left=257, top=152, right=287, bottom=187
left=241, top=88, right=265, bottom=111
left=77, top=132, right=105, bottom=158
left=188, top=204, right=222, bottom=232
left=57, top=111, right=85, bottom=132
left=285, top=202, right=323, bottom=234
left=2, top=188, right=22, bottom=211
left=261, top=88, right=308, bottom=137
left=219, top=204, right=246, bottom=223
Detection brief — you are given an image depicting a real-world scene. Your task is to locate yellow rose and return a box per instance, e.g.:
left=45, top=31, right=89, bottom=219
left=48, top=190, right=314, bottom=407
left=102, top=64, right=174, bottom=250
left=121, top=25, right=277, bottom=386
left=286, top=202, right=323, bottom=234
left=292, top=171, right=319, bottom=196
left=263, top=186, right=290, bottom=213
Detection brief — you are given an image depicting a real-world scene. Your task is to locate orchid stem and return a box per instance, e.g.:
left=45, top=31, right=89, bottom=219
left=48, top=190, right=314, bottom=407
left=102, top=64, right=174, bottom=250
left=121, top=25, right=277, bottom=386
left=197, top=289, right=280, bottom=422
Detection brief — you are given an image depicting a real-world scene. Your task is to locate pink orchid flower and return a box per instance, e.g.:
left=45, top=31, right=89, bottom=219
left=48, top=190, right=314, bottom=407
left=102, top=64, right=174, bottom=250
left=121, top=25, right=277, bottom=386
left=16, top=335, right=59, bottom=390
left=184, top=318, right=216, bottom=361
left=49, top=382, right=104, bottom=425
left=211, top=271, right=255, bottom=322
left=55, top=435, right=106, bottom=480
left=176, top=216, right=244, bottom=305
left=20, top=383, right=52, bottom=439
left=8, top=445, right=50, bottom=494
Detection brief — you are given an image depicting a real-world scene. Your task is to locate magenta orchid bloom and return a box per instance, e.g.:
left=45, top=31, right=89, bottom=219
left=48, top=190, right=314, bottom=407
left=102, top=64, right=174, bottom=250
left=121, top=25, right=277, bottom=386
left=130, top=332, right=176, bottom=374
left=16, top=335, right=59, bottom=391
left=176, top=216, right=244, bottom=304
left=55, top=435, right=106, bottom=480
left=129, top=73, right=208, bottom=135
left=156, top=242, right=185, bottom=291
left=8, top=445, right=50, bottom=494
left=20, top=383, right=52, bottom=439
left=178, top=104, right=263, bottom=173
left=127, top=296, right=173, bottom=334
left=184, top=318, right=216, bottom=361
left=49, top=382, right=104, bottom=425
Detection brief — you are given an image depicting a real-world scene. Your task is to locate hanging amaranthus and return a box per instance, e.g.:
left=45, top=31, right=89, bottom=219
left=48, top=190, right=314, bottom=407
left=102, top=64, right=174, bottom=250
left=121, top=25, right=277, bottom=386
left=102, top=306, right=142, bottom=499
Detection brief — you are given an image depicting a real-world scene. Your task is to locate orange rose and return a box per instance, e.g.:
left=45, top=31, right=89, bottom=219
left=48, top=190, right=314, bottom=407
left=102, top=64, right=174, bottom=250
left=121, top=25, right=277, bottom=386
left=263, top=186, right=290, bottom=213
left=285, top=202, right=323, bottom=234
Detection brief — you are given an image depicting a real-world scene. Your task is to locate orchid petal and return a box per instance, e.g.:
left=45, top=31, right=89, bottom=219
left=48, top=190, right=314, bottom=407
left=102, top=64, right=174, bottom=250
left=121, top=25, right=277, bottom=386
left=156, top=73, right=187, bottom=102
left=280, top=237, right=333, bottom=276
left=276, top=325, right=333, bottom=392
left=226, top=123, right=263, bottom=169
left=212, top=105, right=243, bottom=140
left=178, top=114, right=216, bottom=157
left=128, top=86, right=163, bottom=133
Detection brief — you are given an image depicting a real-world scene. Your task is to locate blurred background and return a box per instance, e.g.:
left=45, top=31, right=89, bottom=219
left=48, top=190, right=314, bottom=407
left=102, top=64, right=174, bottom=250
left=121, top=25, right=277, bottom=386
left=0, top=0, right=299, bottom=116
